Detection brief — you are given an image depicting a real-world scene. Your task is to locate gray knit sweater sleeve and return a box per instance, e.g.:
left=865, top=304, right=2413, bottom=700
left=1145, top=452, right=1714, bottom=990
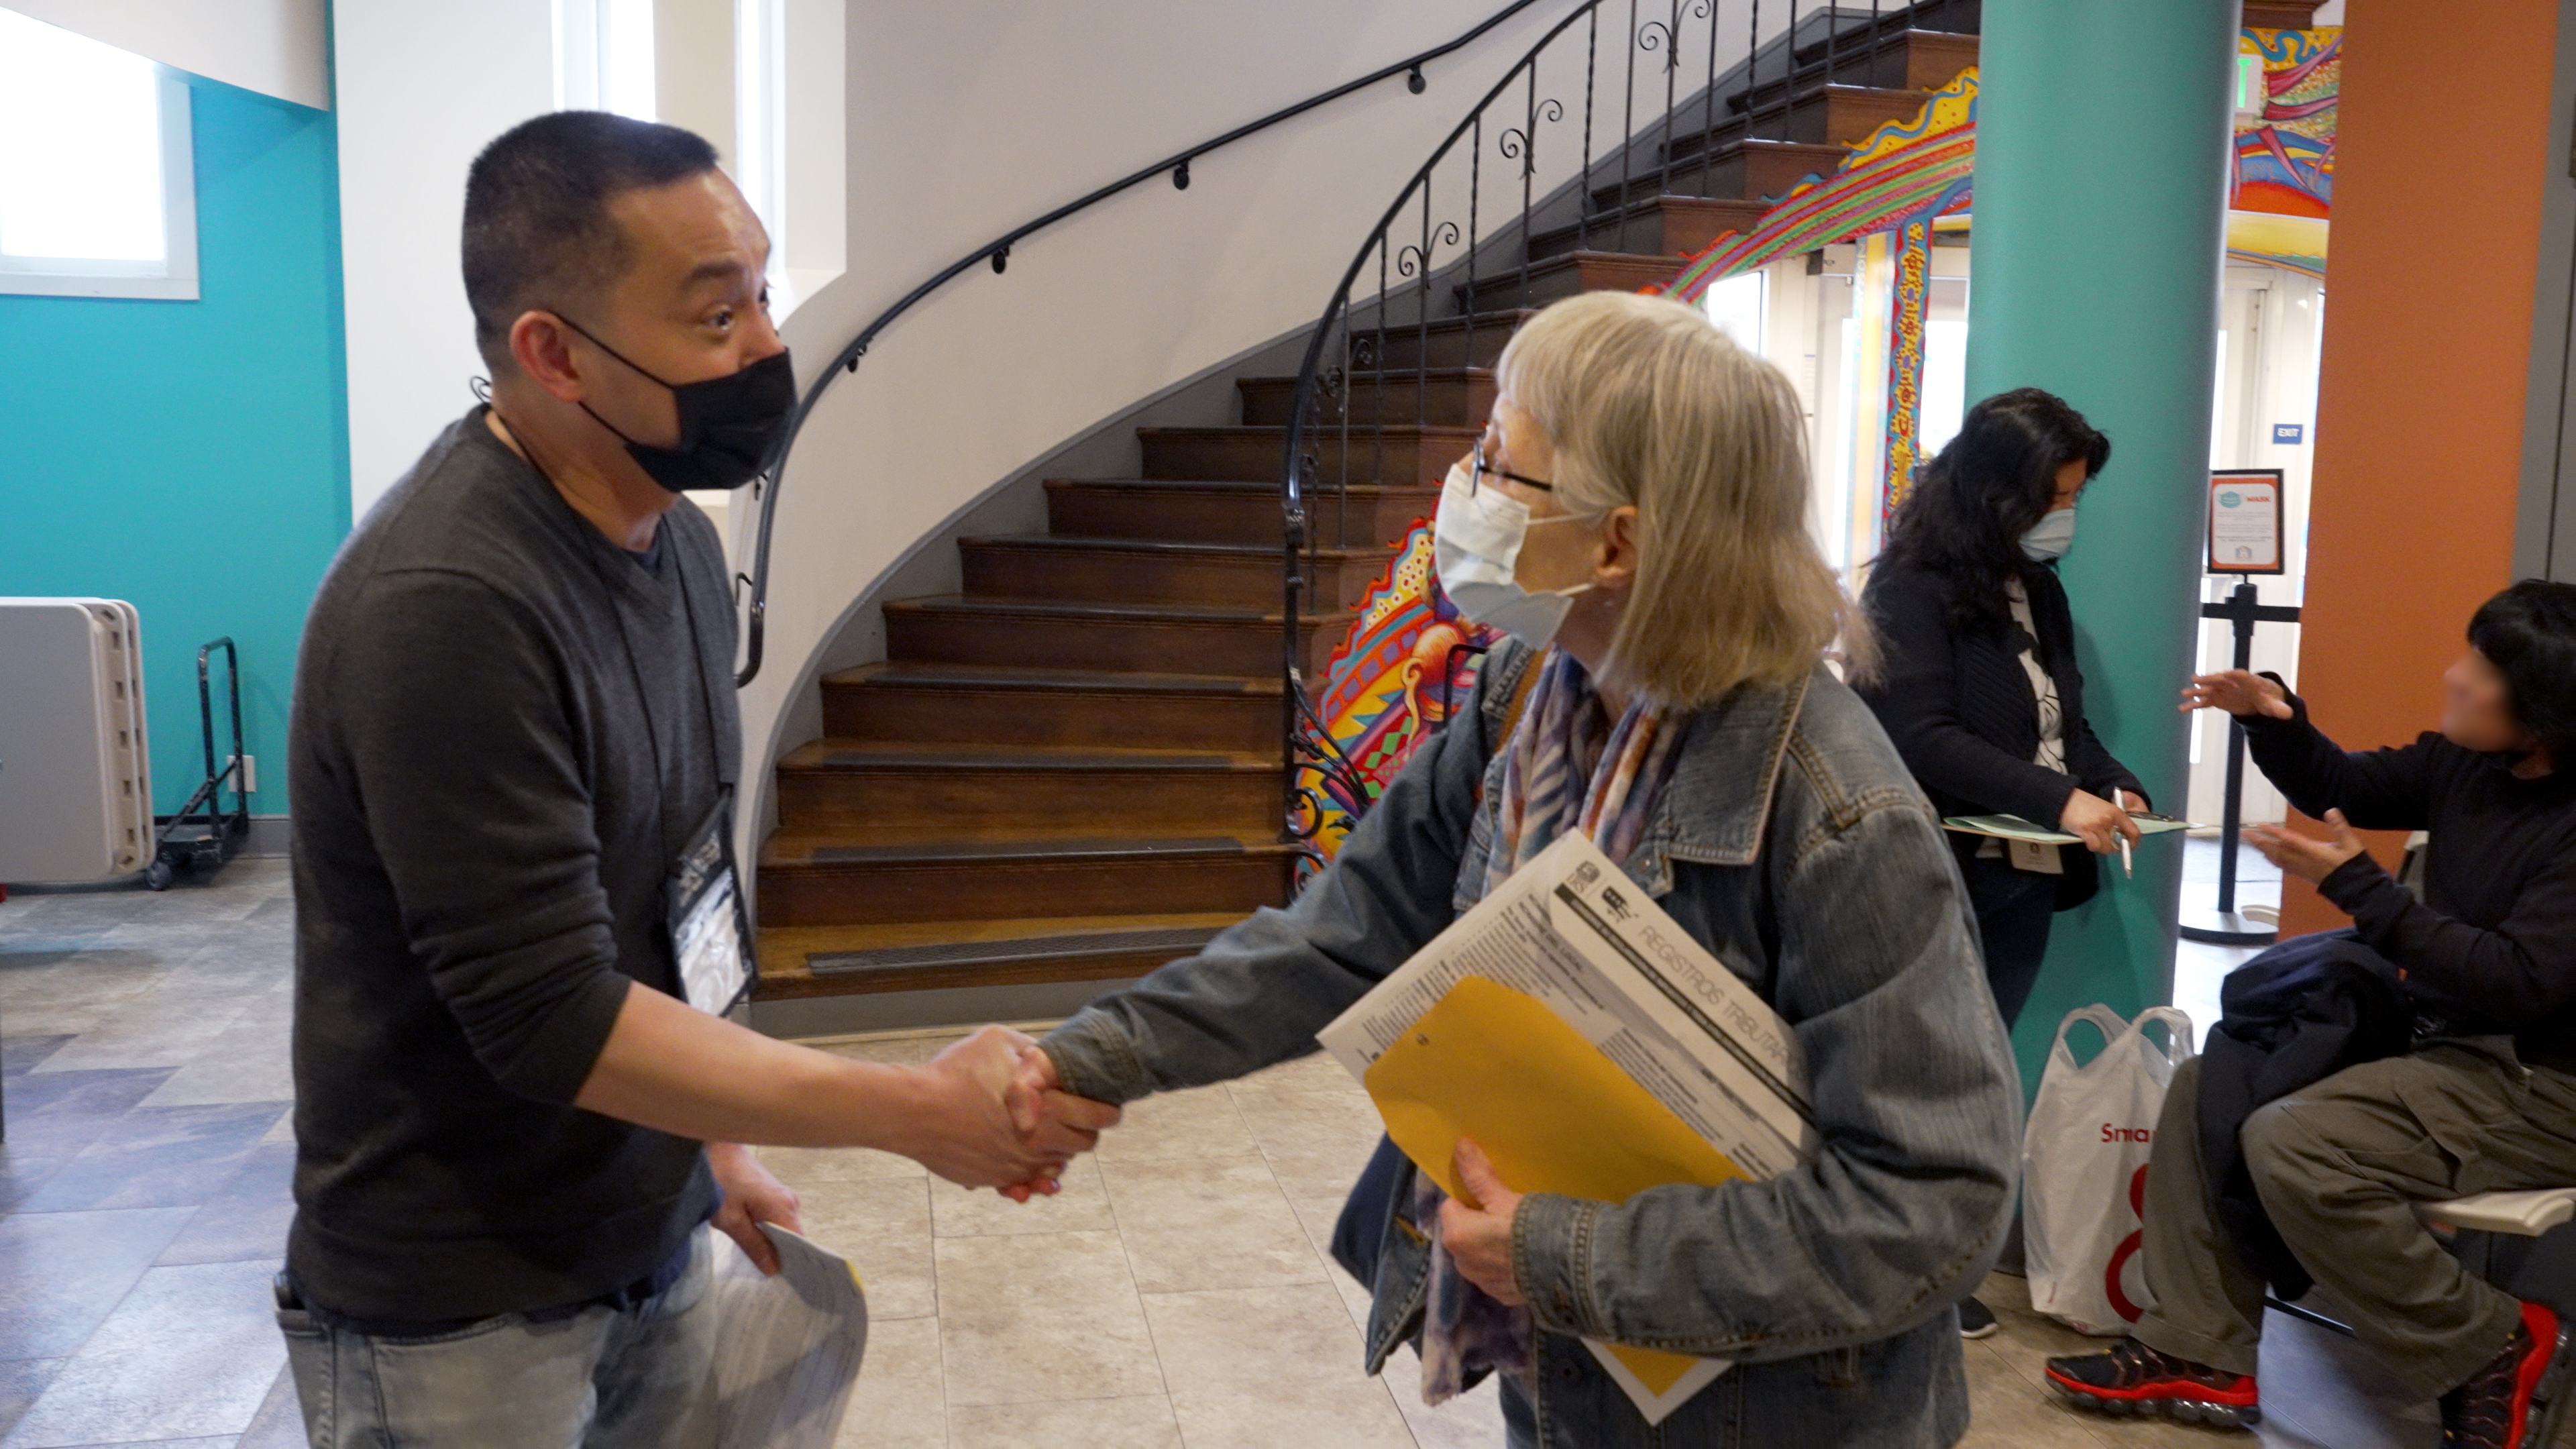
left=327, top=568, right=630, bottom=1104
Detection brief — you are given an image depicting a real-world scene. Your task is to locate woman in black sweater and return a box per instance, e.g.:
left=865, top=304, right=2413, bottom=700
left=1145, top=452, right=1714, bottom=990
left=1858, top=390, right=2149, bottom=1336
left=1860, top=388, right=2147, bottom=1034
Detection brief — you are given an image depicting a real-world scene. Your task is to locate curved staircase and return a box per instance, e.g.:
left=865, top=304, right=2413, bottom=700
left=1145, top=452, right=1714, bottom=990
left=751, top=7, right=1985, bottom=1029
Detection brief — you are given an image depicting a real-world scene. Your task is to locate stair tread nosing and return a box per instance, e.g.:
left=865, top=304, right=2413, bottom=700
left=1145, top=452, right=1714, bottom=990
left=801, top=923, right=1226, bottom=979
left=780, top=739, right=1277, bottom=773
left=1044, top=476, right=1441, bottom=495
left=827, top=662, right=1282, bottom=696
left=959, top=533, right=1386, bottom=560
left=1137, top=425, right=1480, bottom=441
left=761, top=834, right=1291, bottom=868
left=883, top=594, right=1353, bottom=625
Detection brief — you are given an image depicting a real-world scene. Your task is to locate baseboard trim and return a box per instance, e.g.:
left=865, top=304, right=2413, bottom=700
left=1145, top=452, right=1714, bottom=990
left=246, top=815, right=291, bottom=858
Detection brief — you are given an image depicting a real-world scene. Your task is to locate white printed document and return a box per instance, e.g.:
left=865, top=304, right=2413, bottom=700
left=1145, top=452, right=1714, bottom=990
left=701, top=1224, right=869, bottom=1448
left=1318, top=833, right=1814, bottom=1425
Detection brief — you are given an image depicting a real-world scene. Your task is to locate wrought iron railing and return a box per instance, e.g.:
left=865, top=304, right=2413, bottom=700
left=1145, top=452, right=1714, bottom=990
left=1275, top=0, right=1978, bottom=847
left=731, top=0, right=1564, bottom=686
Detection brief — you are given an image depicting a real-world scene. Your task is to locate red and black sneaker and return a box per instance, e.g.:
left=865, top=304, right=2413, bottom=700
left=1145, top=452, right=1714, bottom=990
left=2440, top=1301, right=2574, bottom=1448
left=2043, top=1338, right=2261, bottom=1430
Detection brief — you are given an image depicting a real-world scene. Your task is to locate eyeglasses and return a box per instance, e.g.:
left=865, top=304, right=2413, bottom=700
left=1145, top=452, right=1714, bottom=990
left=1472, top=438, right=1553, bottom=496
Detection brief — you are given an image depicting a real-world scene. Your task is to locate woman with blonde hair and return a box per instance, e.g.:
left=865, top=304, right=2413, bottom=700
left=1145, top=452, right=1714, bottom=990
left=1016, top=290, right=2021, bottom=1446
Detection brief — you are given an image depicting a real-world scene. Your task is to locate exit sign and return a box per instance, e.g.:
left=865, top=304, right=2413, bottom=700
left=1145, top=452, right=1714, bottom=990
left=2271, top=423, right=2305, bottom=444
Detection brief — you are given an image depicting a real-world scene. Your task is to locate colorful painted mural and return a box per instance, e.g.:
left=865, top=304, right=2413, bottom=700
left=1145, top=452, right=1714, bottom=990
left=1882, top=218, right=1934, bottom=523
left=2235, top=27, right=2339, bottom=219
left=1659, top=24, right=2341, bottom=303
left=1295, top=521, right=1499, bottom=861
left=1661, top=68, right=1980, bottom=306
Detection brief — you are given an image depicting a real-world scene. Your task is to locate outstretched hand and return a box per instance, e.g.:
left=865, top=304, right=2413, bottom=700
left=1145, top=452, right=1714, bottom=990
left=996, top=1040, right=1122, bottom=1203
left=2245, top=807, right=2369, bottom=885
left=2180, top=669, right=2294, bottom=721
left=1438, top=1138, right=1525, bottom=1306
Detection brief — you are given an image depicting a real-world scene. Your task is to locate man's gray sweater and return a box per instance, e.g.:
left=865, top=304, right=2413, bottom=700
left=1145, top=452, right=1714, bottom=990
left=285, top=409, right=733, bottom=1322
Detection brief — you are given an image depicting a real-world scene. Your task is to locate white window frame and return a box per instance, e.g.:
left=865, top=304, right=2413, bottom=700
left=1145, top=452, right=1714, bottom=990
left=0, top=70, right=198, bottom=301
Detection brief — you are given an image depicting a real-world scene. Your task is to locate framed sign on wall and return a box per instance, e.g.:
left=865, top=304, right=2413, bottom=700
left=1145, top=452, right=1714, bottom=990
left=2208, top=468, right=2287, bottom=574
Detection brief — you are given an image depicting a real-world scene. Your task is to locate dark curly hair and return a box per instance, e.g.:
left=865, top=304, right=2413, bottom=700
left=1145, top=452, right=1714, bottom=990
left=1878, top=387, right=2110, bottom=631
left=2469, top=580, right=2576, bottom=763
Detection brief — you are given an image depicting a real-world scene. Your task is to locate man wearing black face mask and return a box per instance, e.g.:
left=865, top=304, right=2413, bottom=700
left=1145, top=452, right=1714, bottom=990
left=278, top=113, right=1110, bottom=1443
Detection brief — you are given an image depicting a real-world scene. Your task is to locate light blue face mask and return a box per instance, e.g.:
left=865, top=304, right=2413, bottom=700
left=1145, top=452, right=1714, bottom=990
left=2021, top=506, right=2078, bottom=561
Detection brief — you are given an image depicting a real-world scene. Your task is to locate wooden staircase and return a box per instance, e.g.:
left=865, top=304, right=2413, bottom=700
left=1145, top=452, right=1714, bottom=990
left=752, top=13, right=1981, bottom=1021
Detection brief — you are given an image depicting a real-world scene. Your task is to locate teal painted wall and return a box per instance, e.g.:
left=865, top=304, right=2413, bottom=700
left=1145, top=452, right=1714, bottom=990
left=0, top=76, right=350, bottom=820
left=1962, top=0, right=2237, bottom=1096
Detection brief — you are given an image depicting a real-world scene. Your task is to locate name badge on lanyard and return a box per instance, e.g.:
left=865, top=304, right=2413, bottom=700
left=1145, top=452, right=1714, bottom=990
left=667, top=790, right=757, bottom=1016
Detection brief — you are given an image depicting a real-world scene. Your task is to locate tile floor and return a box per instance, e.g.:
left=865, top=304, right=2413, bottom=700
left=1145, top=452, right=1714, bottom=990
left=0, top=855, right=2443, bottom=1447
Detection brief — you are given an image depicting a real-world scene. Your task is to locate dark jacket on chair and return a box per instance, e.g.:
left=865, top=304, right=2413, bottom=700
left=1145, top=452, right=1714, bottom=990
left=1857, top=556, right=2146, bottom=910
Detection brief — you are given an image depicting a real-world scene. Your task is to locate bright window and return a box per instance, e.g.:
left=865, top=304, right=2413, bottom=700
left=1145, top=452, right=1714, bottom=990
left=0, top=10, right=197, bottom=301
left=1703, top=270, right=1766, bottom=352
left=555, top=0, right=658, bottom=121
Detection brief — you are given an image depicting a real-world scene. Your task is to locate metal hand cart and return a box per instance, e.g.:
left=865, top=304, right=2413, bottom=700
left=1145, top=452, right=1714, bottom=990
left=147, top=637, right=250, bottom=890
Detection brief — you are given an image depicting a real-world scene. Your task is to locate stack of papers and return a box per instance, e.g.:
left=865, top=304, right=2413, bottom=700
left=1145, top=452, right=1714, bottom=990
left=701, top=1225, right=870, bottom=1448
left=1941, top=812, right=2197, bottom=845
left=1318, top=832, right=1813, bottom=1425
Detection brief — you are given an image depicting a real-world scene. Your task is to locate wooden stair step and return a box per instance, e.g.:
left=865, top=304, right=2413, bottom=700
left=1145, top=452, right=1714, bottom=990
left=1045, top=478, right=1440, bottom=548
left=1527, top=197, right=1770, bottom=263
left=884, top=593, right=1355, bottom=677
left=959, top=533, right=1389, bottom=610
left=775, top=738, right=1281, bottom=837
left=1238, top=369, right=1497, bottom=429
left=1456, top=251, right=1682, bottom=313
left=1346, top=309, right=1536, bottom=372
left=754, top=912, right=1244, bottom=1000
left=1698, top=81, right=1953, bottom=152
left=823, top=662, right=1282, bottom=753
left=1138, top=425, right=1479, bottom=488
left=1592, top=138, right=1847, bottom=211
left=1746, top=27, right=1979, bottom=109
left=757, top=833, right=1299, bottom=925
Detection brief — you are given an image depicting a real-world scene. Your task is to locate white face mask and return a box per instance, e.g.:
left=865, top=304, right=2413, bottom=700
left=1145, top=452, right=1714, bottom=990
left=1432, top=459, right=1595, bottom=649
left=2020, top=506, right=2078, bottom=561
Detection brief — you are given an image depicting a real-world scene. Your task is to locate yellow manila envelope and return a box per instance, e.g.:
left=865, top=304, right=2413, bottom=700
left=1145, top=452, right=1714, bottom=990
left=1362, top=973, right=1746, bottom=1397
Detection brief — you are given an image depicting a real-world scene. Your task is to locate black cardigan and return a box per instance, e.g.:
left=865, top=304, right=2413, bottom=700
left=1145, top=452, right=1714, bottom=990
left=1857, top=555, right=2146, bottom=910
left=2245, top=686, right=2576, bottom=1070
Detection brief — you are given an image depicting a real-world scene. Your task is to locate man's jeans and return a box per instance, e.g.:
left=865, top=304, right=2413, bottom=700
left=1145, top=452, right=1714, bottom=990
left=2134, top=1046, right=2576, bottom=1400
left=276, top=1228, right=714, bottom=1448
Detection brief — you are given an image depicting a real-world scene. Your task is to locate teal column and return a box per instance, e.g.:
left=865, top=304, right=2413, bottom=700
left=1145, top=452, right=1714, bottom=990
left=1962, top=1, right=2237, bottom=1096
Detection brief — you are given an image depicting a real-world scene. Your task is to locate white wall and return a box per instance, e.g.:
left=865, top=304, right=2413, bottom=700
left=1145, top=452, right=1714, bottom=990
left=335, top=1, right=557, bottom=518
left=741, top=0, right=1805, bottom=867
left=2, top=0, right=328, bottom=109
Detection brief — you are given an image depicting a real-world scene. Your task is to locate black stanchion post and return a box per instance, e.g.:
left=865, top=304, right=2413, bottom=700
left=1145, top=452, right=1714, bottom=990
left=2181, top=577, right=2301, bottom=946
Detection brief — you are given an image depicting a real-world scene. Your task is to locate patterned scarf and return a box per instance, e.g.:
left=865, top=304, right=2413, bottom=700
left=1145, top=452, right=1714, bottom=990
left=1417, top=649, right=1687, bottom=1404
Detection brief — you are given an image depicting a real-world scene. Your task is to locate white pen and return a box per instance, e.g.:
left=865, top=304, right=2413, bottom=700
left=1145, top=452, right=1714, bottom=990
left=2119, top=807, right=2135, bottom=879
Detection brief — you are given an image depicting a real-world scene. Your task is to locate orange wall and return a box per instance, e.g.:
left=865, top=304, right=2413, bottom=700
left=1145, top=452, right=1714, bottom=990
left=2279, top=0, right=2560, bottom=934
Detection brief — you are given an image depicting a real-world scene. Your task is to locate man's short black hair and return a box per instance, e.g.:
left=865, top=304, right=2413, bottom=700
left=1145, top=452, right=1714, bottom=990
left=2469, top=579, right=2576, bottom=761
left=462, top=111, right=720, bottom=370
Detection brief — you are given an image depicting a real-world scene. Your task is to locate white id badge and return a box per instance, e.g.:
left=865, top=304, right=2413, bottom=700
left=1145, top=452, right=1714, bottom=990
left=2007, top=837, right=2066, bottom=875
left=668, top=794, right=756, bottom=1016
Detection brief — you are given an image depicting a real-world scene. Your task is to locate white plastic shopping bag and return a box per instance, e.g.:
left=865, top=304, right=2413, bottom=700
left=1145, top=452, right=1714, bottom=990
left=2023, top=1004, right=2194, bottom=1336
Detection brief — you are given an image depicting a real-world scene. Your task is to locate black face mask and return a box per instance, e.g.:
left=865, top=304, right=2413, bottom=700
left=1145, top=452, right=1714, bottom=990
left=556, top=314, right=796, bottom=492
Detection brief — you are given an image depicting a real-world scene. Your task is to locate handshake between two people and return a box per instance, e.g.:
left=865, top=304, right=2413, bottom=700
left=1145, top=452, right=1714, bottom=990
left=903, top=1025, right=1123, bottom=1201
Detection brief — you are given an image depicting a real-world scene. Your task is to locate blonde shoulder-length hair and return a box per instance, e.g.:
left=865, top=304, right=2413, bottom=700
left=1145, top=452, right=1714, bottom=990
left=1495, top=289, right=1872, bottom=707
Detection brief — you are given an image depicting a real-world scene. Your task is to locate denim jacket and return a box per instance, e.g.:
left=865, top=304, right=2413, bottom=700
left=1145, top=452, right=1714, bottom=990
left=1041, top=643, right=2023, bottom=1447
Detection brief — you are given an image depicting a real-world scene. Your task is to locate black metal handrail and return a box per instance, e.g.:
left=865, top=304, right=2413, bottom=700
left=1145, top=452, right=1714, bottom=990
left=731, top=0, right=1560, bottom=686
left=1273, top=1, right=1972, bottom=847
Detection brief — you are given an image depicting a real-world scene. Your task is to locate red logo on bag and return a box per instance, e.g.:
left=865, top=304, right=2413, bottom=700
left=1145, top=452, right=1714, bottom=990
left=2100, top=1123, right=2153, bottom=1142
left=2102, top=1164, right=2149, bottom=1322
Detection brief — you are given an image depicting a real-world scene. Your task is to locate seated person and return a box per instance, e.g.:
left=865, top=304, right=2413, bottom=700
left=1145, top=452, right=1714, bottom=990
left=2046, top=580, right=2576, bottom=1449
